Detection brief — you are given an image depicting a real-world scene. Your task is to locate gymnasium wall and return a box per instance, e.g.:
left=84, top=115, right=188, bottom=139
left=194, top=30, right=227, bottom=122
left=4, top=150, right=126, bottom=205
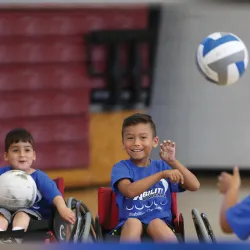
left=0, top=5, right=149, bottom=188
left=47, top=110, right=141, bottom=188
left=150, top=2, right=250, bottom=171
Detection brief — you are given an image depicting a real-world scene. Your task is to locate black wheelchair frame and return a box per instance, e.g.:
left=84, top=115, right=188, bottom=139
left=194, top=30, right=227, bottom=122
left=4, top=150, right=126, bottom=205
left=0, top=197, right=96, bottom=244
left=93, top=208, right=216, bottom=244
left=192, top=208, right=216, bottom=243
left=0, top=202, right=216, bottom=244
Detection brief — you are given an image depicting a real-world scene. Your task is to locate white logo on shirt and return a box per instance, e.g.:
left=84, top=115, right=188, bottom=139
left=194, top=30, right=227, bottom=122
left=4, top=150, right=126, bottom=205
left=31, top=190, right=42, bottom=209
left=125, top=179, right=169, bottom=214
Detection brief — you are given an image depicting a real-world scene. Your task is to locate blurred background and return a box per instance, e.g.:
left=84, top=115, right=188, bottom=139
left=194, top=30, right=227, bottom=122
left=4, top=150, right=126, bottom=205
left=0, top=0, right=249, bottom=243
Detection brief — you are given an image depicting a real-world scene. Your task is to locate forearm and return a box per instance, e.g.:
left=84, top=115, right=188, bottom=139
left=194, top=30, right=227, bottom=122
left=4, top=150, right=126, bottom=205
left=119, top=172, right=163, bottom=198
left=53, top=195, right=67, bottom=211
left=220, top=186, right=239, bottom=233
left=168, top=159, right=200, bottom=191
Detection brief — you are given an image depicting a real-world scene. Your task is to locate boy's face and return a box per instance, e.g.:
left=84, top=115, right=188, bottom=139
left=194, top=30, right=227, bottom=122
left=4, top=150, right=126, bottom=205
left=4, top=141, right=36, bottom=171
left=122, top=123, right=158, bottom=165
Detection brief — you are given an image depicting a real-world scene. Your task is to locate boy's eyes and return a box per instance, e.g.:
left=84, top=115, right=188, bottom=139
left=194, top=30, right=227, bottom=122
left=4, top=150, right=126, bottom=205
left=126, top=136, right=147, bottom=140
left=12, top=148, right=31, bottom=152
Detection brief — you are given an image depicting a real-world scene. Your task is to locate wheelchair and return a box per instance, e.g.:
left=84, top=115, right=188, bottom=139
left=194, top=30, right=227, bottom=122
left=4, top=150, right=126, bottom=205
left=0, top=177, right=96, bottom=244
left=94, top=187, right=216, bottom=244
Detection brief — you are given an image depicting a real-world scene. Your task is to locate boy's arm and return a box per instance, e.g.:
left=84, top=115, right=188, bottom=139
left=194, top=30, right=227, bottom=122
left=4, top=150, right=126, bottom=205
left=53, top=195, right=76, bottom=224
left=159, top=140, right=199, bottom=191
left=221, top=194, right=250, bottom=240
left=117, top=169, right=183, bottom=198
left=117, top=172, right=164, bottom=199
left=35, top=171, right=76, bottom=224
left=220, top=186, right=239, bottom=233
left=217, top=167, right=250, bottom=240
left=223, top=194, right=250, bottom=240
left=167, top=159, right=200, bottom=191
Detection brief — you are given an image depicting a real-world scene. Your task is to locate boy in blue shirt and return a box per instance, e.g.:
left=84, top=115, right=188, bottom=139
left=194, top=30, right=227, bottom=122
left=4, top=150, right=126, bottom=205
left=0, top=128, right=76, bottom=243
left=218, top=166, right=250, bottom=240
left=111, top=113, right=200, bottom=242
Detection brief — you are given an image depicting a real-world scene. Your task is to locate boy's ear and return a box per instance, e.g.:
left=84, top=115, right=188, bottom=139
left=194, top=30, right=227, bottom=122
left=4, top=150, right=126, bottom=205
left=4, top=152, right=8, bottom=162
left=33, top=151, right=36, bottom=161
left=153, top=136, right=159, bottom=148
left=122, top=138, right=125, bottom=150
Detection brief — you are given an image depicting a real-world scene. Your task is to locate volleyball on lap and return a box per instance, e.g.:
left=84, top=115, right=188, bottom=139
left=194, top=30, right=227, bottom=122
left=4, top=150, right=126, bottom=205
left=196, top=32, right=248, bottom=86
left=0, top=170, right=37, bottom=212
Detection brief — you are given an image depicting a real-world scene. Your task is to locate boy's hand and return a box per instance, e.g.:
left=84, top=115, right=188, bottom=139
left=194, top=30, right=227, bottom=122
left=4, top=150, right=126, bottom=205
left=58, top=207, right=76, bottom=225
left=159, top=140, right=176, bottom=165
left=162, top=169, right=184, bottom=184
left=218, top=166, right=241, bottom=194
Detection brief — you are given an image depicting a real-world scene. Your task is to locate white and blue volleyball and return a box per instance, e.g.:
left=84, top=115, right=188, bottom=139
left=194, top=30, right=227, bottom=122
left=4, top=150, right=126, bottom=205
left=196, top=32, right=248, bottom=86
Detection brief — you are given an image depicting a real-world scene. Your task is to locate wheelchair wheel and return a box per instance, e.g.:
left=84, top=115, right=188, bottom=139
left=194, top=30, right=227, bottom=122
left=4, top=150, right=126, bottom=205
left=94, top=215, right=103, bottom=242
left=201, top=213, right=216, bottom=243
left=80, top=212, right=92, bottom=242
left=66, top=197, right=96, bottom=243
left=53, top=208, right=72, bottom=242
left=66, top=197, right=75, bottom=233
left=191, top=208, right=212, bottom=243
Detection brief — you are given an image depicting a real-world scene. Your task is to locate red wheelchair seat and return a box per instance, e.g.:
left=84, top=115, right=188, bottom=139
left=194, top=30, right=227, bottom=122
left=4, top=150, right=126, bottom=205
left=97, top=187, right=184, bottom=239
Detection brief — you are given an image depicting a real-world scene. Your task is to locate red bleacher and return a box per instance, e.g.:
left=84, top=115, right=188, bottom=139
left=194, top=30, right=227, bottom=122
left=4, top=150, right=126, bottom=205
left=0, top=7, right=148, bottom=170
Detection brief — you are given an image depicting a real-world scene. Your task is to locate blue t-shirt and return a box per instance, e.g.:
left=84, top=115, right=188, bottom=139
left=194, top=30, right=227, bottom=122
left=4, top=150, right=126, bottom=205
left=0, top=166, right=62, bottom=220
left=111, top=159, right=185, bottom=229
left=226, top=195, right=250, bottom=240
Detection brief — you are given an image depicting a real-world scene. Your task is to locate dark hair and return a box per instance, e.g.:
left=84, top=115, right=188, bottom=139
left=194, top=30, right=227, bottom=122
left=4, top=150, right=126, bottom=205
left=5, top=128, right=35, bottom=152
left=122, top=113, right=157, bottom=138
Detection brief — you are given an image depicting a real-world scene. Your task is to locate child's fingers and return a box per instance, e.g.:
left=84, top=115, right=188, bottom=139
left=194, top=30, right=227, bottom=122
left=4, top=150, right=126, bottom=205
left=164, top=140, right=171, bottom=146
left=180, top=173, right=184, bottom=184
left=160, top=143, right=167, bottom=151
left=69, top=218, right=75, bottom=225
left=233, top=166, right=240, bottom=177
left=171, top=175, right=179, bottom=184
left=68, top=215, right=75, bottom=225
left=177, top=173, right=183, bottom=184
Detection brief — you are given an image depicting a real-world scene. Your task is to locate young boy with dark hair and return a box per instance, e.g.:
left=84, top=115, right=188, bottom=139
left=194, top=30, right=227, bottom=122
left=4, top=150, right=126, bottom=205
left=111, top=113, right=200, bottom=242
left=0, top=128, right=76, bottom=244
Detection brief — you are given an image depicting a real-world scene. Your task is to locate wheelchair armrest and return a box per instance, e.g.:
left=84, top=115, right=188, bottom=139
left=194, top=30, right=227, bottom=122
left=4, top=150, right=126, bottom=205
left=172, top=213, right=185, bottom=241
left=178, top=213, right=184, bottom=241
left=172, top=217, right=179, bottom=231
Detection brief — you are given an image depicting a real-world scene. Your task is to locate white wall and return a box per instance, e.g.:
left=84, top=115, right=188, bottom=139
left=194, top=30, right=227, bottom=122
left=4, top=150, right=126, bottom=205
left=150, top=2, right=250, bottom=169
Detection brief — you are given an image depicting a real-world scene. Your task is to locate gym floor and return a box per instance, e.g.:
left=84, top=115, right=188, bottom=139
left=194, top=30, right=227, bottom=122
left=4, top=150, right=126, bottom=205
left=65, top=177, right=250, bottom=243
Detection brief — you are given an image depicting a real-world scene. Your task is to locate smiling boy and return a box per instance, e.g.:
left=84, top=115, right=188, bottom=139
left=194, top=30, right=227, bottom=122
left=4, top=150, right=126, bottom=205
left=111, top=113, right=200, bottom=242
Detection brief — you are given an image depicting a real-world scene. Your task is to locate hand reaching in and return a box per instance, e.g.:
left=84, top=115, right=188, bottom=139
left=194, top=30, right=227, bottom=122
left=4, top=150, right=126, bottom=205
left=59, top=207, right=76, bottom=225
left=217, top=166, right=241, bottom=194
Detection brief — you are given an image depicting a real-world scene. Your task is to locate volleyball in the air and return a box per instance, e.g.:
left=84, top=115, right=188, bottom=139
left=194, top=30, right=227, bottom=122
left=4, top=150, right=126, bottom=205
left=196, top=32, right=248, bottom=86
left=0, top=170, right=37, bottom=212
